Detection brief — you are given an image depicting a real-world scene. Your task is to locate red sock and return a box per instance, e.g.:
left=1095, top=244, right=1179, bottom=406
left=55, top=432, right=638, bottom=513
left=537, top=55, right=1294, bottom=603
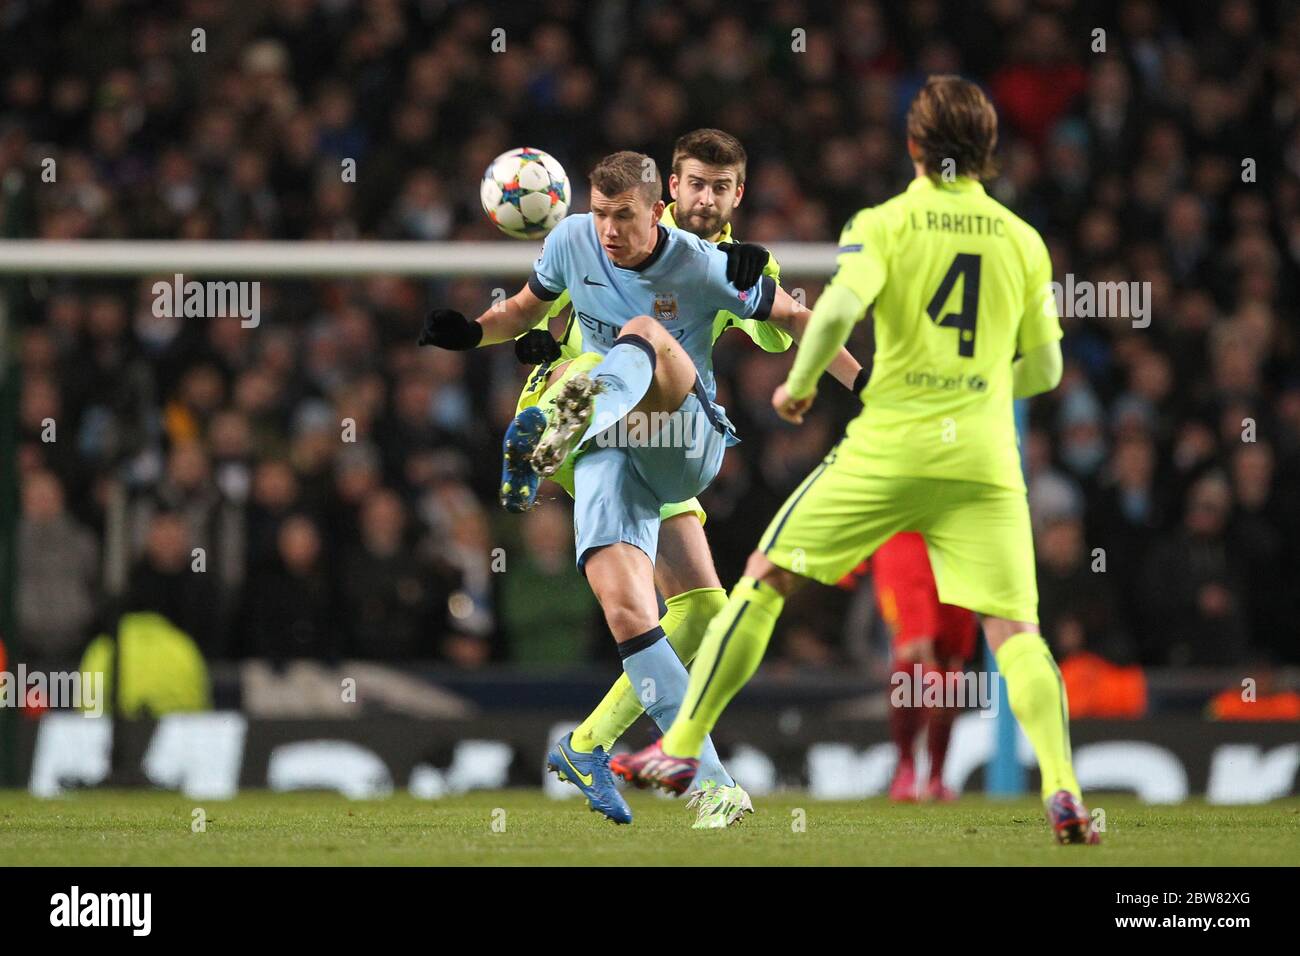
left=889, top=661, right=924, bottom=766
left=926, top=704, right=958, bottom=782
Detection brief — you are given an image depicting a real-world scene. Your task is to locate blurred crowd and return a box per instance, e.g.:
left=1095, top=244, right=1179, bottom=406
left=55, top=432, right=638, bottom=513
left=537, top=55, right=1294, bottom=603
left=4, top=0, right=1299, bottom=673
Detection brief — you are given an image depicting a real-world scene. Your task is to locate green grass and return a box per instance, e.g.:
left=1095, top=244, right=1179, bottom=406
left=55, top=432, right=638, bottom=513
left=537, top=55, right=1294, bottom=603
left=1, top=790, right=1297, bottom=866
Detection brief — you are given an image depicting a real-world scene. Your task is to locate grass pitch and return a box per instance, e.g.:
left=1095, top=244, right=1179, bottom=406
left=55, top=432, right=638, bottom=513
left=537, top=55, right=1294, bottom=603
left=1, top=789, right=1297, bottom=866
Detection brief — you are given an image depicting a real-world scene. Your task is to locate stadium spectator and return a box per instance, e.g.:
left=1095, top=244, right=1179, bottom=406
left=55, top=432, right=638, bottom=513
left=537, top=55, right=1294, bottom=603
left=339, top=487, right=459, bottom=660
left=1085, top=432, right=1167, bottom=638
left=1, top=0, right=1296, bottom=685
left=122, top=510, right=223, bottom=658
left=498, top=501, right=599, bottom=666
left=1141, top=473, right=1252, bottom=666
left=245, top=459, right=301, bottom=568
left=16, top=470, right=99, bottom=669
left=1036, top=511, right=1137, bottom=666
left=1228, top=442, right=1297, bottom=664
left=237, top=514, right=338, bottom=663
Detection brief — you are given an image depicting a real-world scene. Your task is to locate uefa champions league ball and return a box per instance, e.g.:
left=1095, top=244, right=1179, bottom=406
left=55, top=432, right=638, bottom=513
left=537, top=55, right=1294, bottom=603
left=480, top=147, right=570, bottom=239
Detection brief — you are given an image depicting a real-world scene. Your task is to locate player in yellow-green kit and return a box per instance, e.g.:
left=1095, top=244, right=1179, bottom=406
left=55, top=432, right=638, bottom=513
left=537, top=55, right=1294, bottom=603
left=499, top=129, right=864, bottom=829
left=617, top=77, right=1099, bottom=845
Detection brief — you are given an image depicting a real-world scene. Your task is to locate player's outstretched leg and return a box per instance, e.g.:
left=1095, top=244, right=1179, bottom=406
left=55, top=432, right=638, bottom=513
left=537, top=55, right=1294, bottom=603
left=577, top=587, right=748, bottom=807
left=606, top=620, right=739, bottom=801
left=580, top=529, right=745, bottom=806
left=579, top=515, right=753, bottom=827
left=618, top=553, right=801, bottom=794
left=574, top=587, right=728, bottom=756
left=569, top=586, right=749, bottom=827
left=533, top=371, right=607, bottom=477
left=502, top=354, right=599, bottom=512
left=986, top=620, right=1098, bottom=844
left=651, top=517, right=755, bottom=828
left=534, top=316, right=697, bottom=477
left=532, top=328, right=655, bottom=477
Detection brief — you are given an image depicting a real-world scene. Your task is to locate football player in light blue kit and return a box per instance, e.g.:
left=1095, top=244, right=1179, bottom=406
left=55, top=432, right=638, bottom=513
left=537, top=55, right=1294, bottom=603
left=419, top=150, right=813, bottom=823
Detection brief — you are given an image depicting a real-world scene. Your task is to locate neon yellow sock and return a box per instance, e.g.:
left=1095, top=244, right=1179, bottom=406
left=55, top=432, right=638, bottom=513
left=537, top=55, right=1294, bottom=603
left=994, top=631, right=1081, bottom=800
left=660, top=587, right=728, bottom=664
left=662, top=577, right=784, bottom=757
left=569, top=587, right=727, bottom=753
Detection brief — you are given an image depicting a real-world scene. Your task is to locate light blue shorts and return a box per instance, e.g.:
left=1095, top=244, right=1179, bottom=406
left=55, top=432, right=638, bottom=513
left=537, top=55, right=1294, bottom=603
left=572, top=390, right=731, bottom=571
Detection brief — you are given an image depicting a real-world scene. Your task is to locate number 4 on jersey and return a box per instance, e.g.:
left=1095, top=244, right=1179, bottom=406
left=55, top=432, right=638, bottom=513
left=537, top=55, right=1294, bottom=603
left=926, top=253, right=981, bottom=358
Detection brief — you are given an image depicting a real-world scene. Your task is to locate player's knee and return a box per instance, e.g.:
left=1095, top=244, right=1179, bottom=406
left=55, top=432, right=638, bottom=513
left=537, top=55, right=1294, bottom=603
left=619, top=315, right=658, bottom=341
left=980, top=616, right=1038, bottom=650
left=602, top=601, right=659, bottom=641
left=895, top=639, right=936, bottom=665
left=619, top=316, right=678, bottom=360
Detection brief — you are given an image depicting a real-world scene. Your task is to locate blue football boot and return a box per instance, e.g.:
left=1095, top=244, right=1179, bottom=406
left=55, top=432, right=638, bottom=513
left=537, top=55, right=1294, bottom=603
left=546, top=732, right=632, bottom=825
left=499, top=405, right=548, bottom=513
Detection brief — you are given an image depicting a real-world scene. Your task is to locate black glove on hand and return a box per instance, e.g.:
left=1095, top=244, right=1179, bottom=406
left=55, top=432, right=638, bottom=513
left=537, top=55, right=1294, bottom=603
left=853, top=368, right=869, bottom=394
left=514, top=328, right=562, bottom=365
left=720, top=241, right=769, bottom=291
left=418, top=309, right=483, bottom=350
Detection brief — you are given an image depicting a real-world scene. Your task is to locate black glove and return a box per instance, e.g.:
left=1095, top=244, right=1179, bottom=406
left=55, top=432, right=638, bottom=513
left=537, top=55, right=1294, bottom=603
left=852, top=368, right=869, bottom=394
left=514, top=328, right=562, bottom=365
left=720, top=241, right=769, bottom=291
left=418, top=309, right=482, bottom=350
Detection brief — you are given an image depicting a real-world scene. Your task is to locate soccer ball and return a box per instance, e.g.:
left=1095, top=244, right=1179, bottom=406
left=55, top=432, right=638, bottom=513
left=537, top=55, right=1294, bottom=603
left=480, top=147, right=570, bottom=239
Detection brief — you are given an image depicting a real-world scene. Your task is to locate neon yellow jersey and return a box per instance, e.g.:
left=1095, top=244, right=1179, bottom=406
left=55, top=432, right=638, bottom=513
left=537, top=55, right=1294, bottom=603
left=515, top=203, right=791, bottom=410
left=660, top=204, right=790, bottom=355
left=831, top=175, right=1061, bottom=492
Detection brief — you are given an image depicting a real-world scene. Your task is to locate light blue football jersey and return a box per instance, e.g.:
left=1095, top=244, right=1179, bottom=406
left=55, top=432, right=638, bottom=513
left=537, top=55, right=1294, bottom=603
left=527, top=213, right=776, bottom=409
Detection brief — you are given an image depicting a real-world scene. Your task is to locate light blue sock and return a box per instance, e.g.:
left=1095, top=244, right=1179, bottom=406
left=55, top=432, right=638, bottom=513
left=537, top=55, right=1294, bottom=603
left=620, top=628, right=735, bottom=789
left=691, top=732, right=735, bottom=789
left=582, top=335, right=657, bottom=445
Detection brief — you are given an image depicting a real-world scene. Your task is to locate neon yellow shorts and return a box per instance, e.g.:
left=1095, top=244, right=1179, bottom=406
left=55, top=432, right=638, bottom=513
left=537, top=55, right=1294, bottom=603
left=758, top=441, right=1038, bottom=623
left=516, top=353, right=707, bottom=525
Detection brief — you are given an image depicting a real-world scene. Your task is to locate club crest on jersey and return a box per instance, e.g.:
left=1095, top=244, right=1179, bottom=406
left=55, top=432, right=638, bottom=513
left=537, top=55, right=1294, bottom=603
left=652, top=292, right=678, bottom=323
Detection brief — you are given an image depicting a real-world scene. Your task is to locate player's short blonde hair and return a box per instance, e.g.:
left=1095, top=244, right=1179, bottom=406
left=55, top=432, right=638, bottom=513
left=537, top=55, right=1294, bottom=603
left=589, top=151, right=662, bottom=206
left=906, top=75, right=999, bottom=181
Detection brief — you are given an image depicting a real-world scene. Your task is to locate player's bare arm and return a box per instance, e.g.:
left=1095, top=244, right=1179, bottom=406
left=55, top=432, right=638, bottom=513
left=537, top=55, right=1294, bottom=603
left=772, top=283, right=867, bottom=421
left=765, top=288, right=864, bottom=392
left=474, top=284, right=555, bottom=345
left=418, top=284, right=553, bottom=352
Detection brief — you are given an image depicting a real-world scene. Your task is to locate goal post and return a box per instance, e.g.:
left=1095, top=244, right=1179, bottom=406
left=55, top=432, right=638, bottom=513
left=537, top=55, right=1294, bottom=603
left=0, top=241, right=842, bottom=277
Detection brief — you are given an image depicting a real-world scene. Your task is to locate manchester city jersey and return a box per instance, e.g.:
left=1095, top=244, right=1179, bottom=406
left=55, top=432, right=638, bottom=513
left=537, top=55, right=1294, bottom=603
left=527, top=213, right=776, bottom=409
